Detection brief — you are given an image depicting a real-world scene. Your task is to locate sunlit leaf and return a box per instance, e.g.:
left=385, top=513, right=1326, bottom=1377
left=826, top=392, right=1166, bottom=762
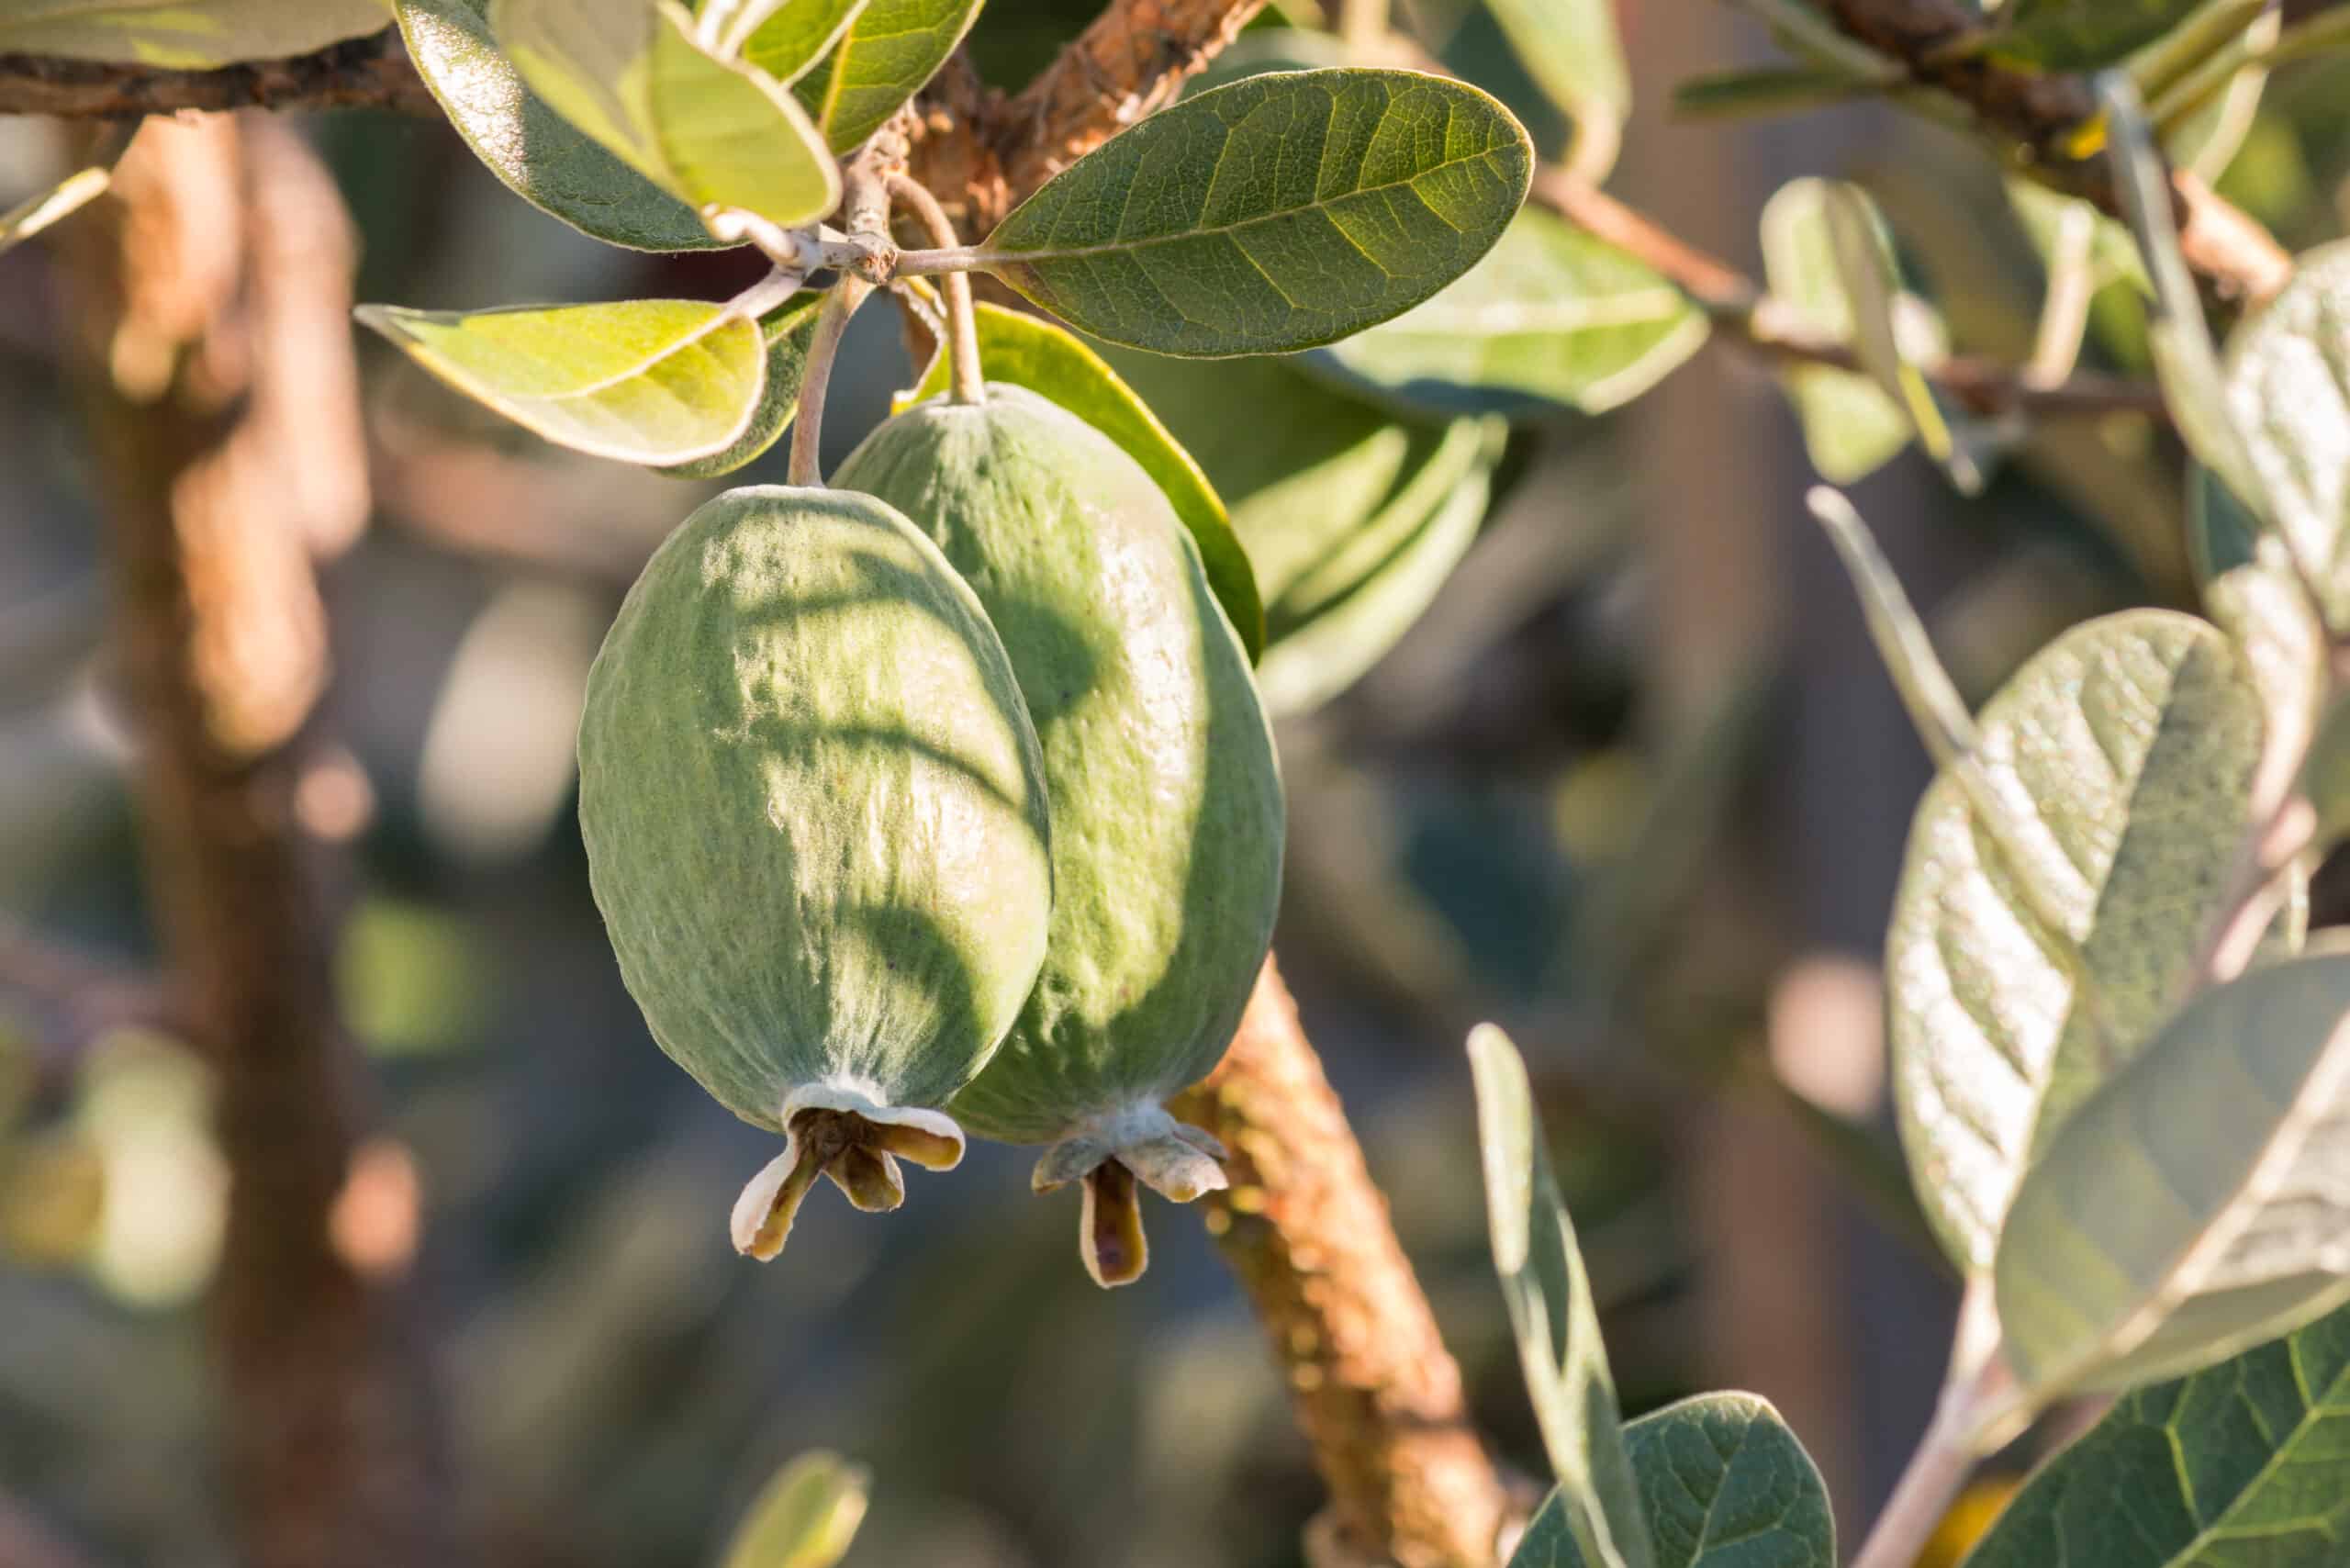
left=1759, top=177, right=1916, bottom=484
left=0, top=0, right=387, bottom=65
left=358, top=298, right=768, bottom=466
left=2224, top=239, right=2350, bottom=633
left=1960, top=1302, right=2350, bottom=1568
left=1995, top=949, right=2350, bottom=1398
left=1486, top=0, right=1627, bottom=179
left=0, top=163, right=110, bottom=258
left=786, top=0, right=981, bottom=153
left=1511, top=1393, right=1834, bottom=1568
left=1986, top=0, right=2210, bottom=71
left=490, top=0, right=839, bottom=228
left=717, top=1450, right=870, bottom=1568
left=1470, top=1023, right=1655, bottom=1568
left=702, top=0, right=856, bottom=64
left=896, top=301, right=1263, bottom=658
left=1304, top=206, right=1707, bottom=420
left=983, top=69, right=1533, bottom=357
left=1888, top=611, right=2268, bottom=1275
left=394, top=0, right=716, bottom=252
left=661, top=295, right=824, bottom=478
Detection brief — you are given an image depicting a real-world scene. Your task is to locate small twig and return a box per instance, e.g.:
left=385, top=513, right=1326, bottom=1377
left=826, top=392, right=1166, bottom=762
left=1850, top=1283, right=2015, bottom=1568
left=787, top=282, right=870, bottom=487
left=887, top=174, right=983, bottom=405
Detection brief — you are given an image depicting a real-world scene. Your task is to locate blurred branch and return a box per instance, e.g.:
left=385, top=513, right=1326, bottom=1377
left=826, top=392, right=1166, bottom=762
left=1172, top=959, right=1512, bottom=1568
left=0, top=32, right=431, bottom=118
left=1532, top=169, right=2171, bottom=420
left=57, top=115, right=465, bottom=1568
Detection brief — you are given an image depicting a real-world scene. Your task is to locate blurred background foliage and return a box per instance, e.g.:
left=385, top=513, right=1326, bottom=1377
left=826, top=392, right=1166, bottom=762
left=5, top=1, right=2350, bottom=1565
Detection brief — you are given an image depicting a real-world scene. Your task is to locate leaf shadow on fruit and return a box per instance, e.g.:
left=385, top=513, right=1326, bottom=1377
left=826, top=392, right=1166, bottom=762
left=956, top=585, right=1102, bottom=732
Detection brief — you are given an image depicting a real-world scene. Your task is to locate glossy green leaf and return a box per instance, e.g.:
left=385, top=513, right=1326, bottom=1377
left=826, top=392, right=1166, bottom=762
left=787, top=0, right=981, bottom=153
left=661, top=295, right=824, bottom=478
left=358, top=298, right=768, bottom=466
left=734, top=0, right=863, bottom=84
left=1758, top=178, right=1915, bottom=484
left=1988, top=0, right=2210, bottom=71
left=896, top=302, right=1264, bottom=658
left=983, top=69, right=1534, bottom=358
left=1304, top=206, right=1706, bottom=420
left=1996, top=950, right=2350, bottom=1398
left=490, top=0, right=838, bottom=228
left=2225, top=239, right=2350, bottom=634
left=1888, top=611, right=2269, bottom=1276
left=1962, top=1303, right=2350, bottom=1568
left=0, top=163, right=110, bottom=259
left=1470, top=1023, right=1655, bottom=1568
left=0, top=0, right=386, bottom=65
left=1672, top=65, right=1879, bottom=121
left=1487, top=0, right=1627, bottom=179
left=1512, top=1394, right=1834, bottom=1568
left=716, top=1450, right=869, bottom=1568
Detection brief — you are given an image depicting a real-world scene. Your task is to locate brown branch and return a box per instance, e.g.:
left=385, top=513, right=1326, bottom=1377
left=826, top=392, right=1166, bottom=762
left=56, top=115, right=466, bottom=1568
left=1172, top=959, right=1512, bottom=1568
left=0, top=32, right=431, bottom=118
left=1532, top=170, right=2170, bottom=420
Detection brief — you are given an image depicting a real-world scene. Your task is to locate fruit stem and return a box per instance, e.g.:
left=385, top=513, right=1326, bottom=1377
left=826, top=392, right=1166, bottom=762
left=788, top=278, right=871, bottom=487
left=887, top=174, right=984, bottom=406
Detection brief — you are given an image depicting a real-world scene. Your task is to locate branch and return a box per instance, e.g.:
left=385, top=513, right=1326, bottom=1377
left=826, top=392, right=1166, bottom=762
left=0, top=32, right=432, bottom=118
left=1171, top=959, right=1512, bottom=1568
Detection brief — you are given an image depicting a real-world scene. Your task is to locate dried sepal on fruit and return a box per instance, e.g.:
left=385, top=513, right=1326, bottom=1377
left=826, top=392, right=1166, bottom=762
left=577, top=485, right=1055, bottom=1260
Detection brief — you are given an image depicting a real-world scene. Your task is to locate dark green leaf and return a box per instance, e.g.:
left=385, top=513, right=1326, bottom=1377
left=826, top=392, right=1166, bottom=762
left=1304, top=206, right=1707, bottom=420
left=1512, top=1393, right=1835, bottom=1568
left=394, top=0, right=716, bottom=252
left=0, top=0, right=386, bottom=64
left=357, top=298, right=769, bottom=466
left=2225, top=239, right=2350, bottom=634
left=717, top=1450, right=869, bottom=1568
left=787, top=0, right=982, bottom=153
left=896, top=301, right=1265, bottom=658
left=984, top=69, right=1533, bottom=357
left=2189, top=464, right=2263, bottom=587
left=1988, top=0, right=2210, bottom=72
left=1470, top=1023, right=1655, bottom=1568
left=660, top=296, right=824, bottom=478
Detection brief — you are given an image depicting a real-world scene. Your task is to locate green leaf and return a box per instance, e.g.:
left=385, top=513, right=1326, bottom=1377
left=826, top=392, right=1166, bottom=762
left=786, top=0, right=981, bottom=153
left=1989, top=0, right=2210, bottom=71
left=0, top=163, right=111, bottom=258
left=660, top=295, right=824, bottom=478
left=1960, top=1303, right=2350, bottom=1568
left=1995, top=949, right=2350, bottom=1399
left=716, top=1450, right=869, bottom=1568
left=1486, top=0, right=1628, bottom=180
left=0, top=0, right=386, bottom=65
left=896, top=302, right=1265, bottom=659
left=733, top=0, right=864, bottom=84
left=2225, top=238, right=2350, bottom=634
left=1758, top=178, right=1918, bottom=484
left=358, top=298, right=769, bottom=466
left=1672, top=65, right=1880, bottom=121
left=1470, top=1023, right=1656, bottom=1568
left=393, top=0, right=716, bottom=252
left=1888, top=610, right=2269, bottom=1275
left=490, top=0, right=839, bottom=229
left=1511, top=1394, right=1835, bottom=1568
left=1304, top=206, right=1707, bottom=420
left=983, top=69, right=1534, bottom=358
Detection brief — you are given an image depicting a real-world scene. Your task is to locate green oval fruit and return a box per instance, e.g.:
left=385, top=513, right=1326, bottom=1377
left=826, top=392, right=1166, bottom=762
left=576, top=485, right=1055, bottom=1260
left=834, top=385, right=1286, bottom=1287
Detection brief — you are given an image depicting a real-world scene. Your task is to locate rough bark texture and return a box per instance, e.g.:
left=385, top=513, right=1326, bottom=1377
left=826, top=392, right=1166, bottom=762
left=1172, top=961, right=1510, bottom=1568
left=0, top=32, right=431, bottom=119
left=57, top=116, right=463, bottom=1568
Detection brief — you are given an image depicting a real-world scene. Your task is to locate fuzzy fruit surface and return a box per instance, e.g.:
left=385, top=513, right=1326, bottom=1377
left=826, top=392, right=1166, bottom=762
left=576, top=485, right=1055, bottom=1125
left=834, top=386, right=1286, bottom=1143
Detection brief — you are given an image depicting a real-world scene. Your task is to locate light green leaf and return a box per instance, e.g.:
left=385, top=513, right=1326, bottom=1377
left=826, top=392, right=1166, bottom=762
left=0, top=0, right=386, bottom=65
left=661, top=295, right=824, bottom=478
left=490, top=0, right=839, bottom=229
left=394, top=0, right=716, bottom=252
left=1995, top=949, right=2350, bottom=1399
left=983, top=69, right=1534, bottom=358
left=1470, top=1023, right=1655, bottom=1568
left=1960, top=1303, right=2350, bottom=1568
left=1758, top=178, right=1918, bottom=484
left=896, top=301, right=1264, bottom=659
left=358, top=298, right=768, bottom=466
left=734, top=0, right=863, bottom=84
left=0, top=163, right=110, bottom=258
left=1988, top=0, right=2210, bottom=71
left=1888, top=611, right=2269, bottom=1276
left=2224, top=239, right=2350, bottom=634
left=1304, top=206, right=1707, bottom=420
left=1672, top=65, right=1879, bottom=121
left=787, top=0, right=981, bottom=153
left=716, top=1450, right=869, bottom=1568
left=1486, top=0, right=1627, bottom=180
left=1512, top=1394, right=1834, bottom=1568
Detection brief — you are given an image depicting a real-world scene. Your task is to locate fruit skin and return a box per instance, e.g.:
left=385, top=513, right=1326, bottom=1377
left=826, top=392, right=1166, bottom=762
left=576, top=485, right=1055, bottom=1254
left=834, top=386, right=1285, bottom=1281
